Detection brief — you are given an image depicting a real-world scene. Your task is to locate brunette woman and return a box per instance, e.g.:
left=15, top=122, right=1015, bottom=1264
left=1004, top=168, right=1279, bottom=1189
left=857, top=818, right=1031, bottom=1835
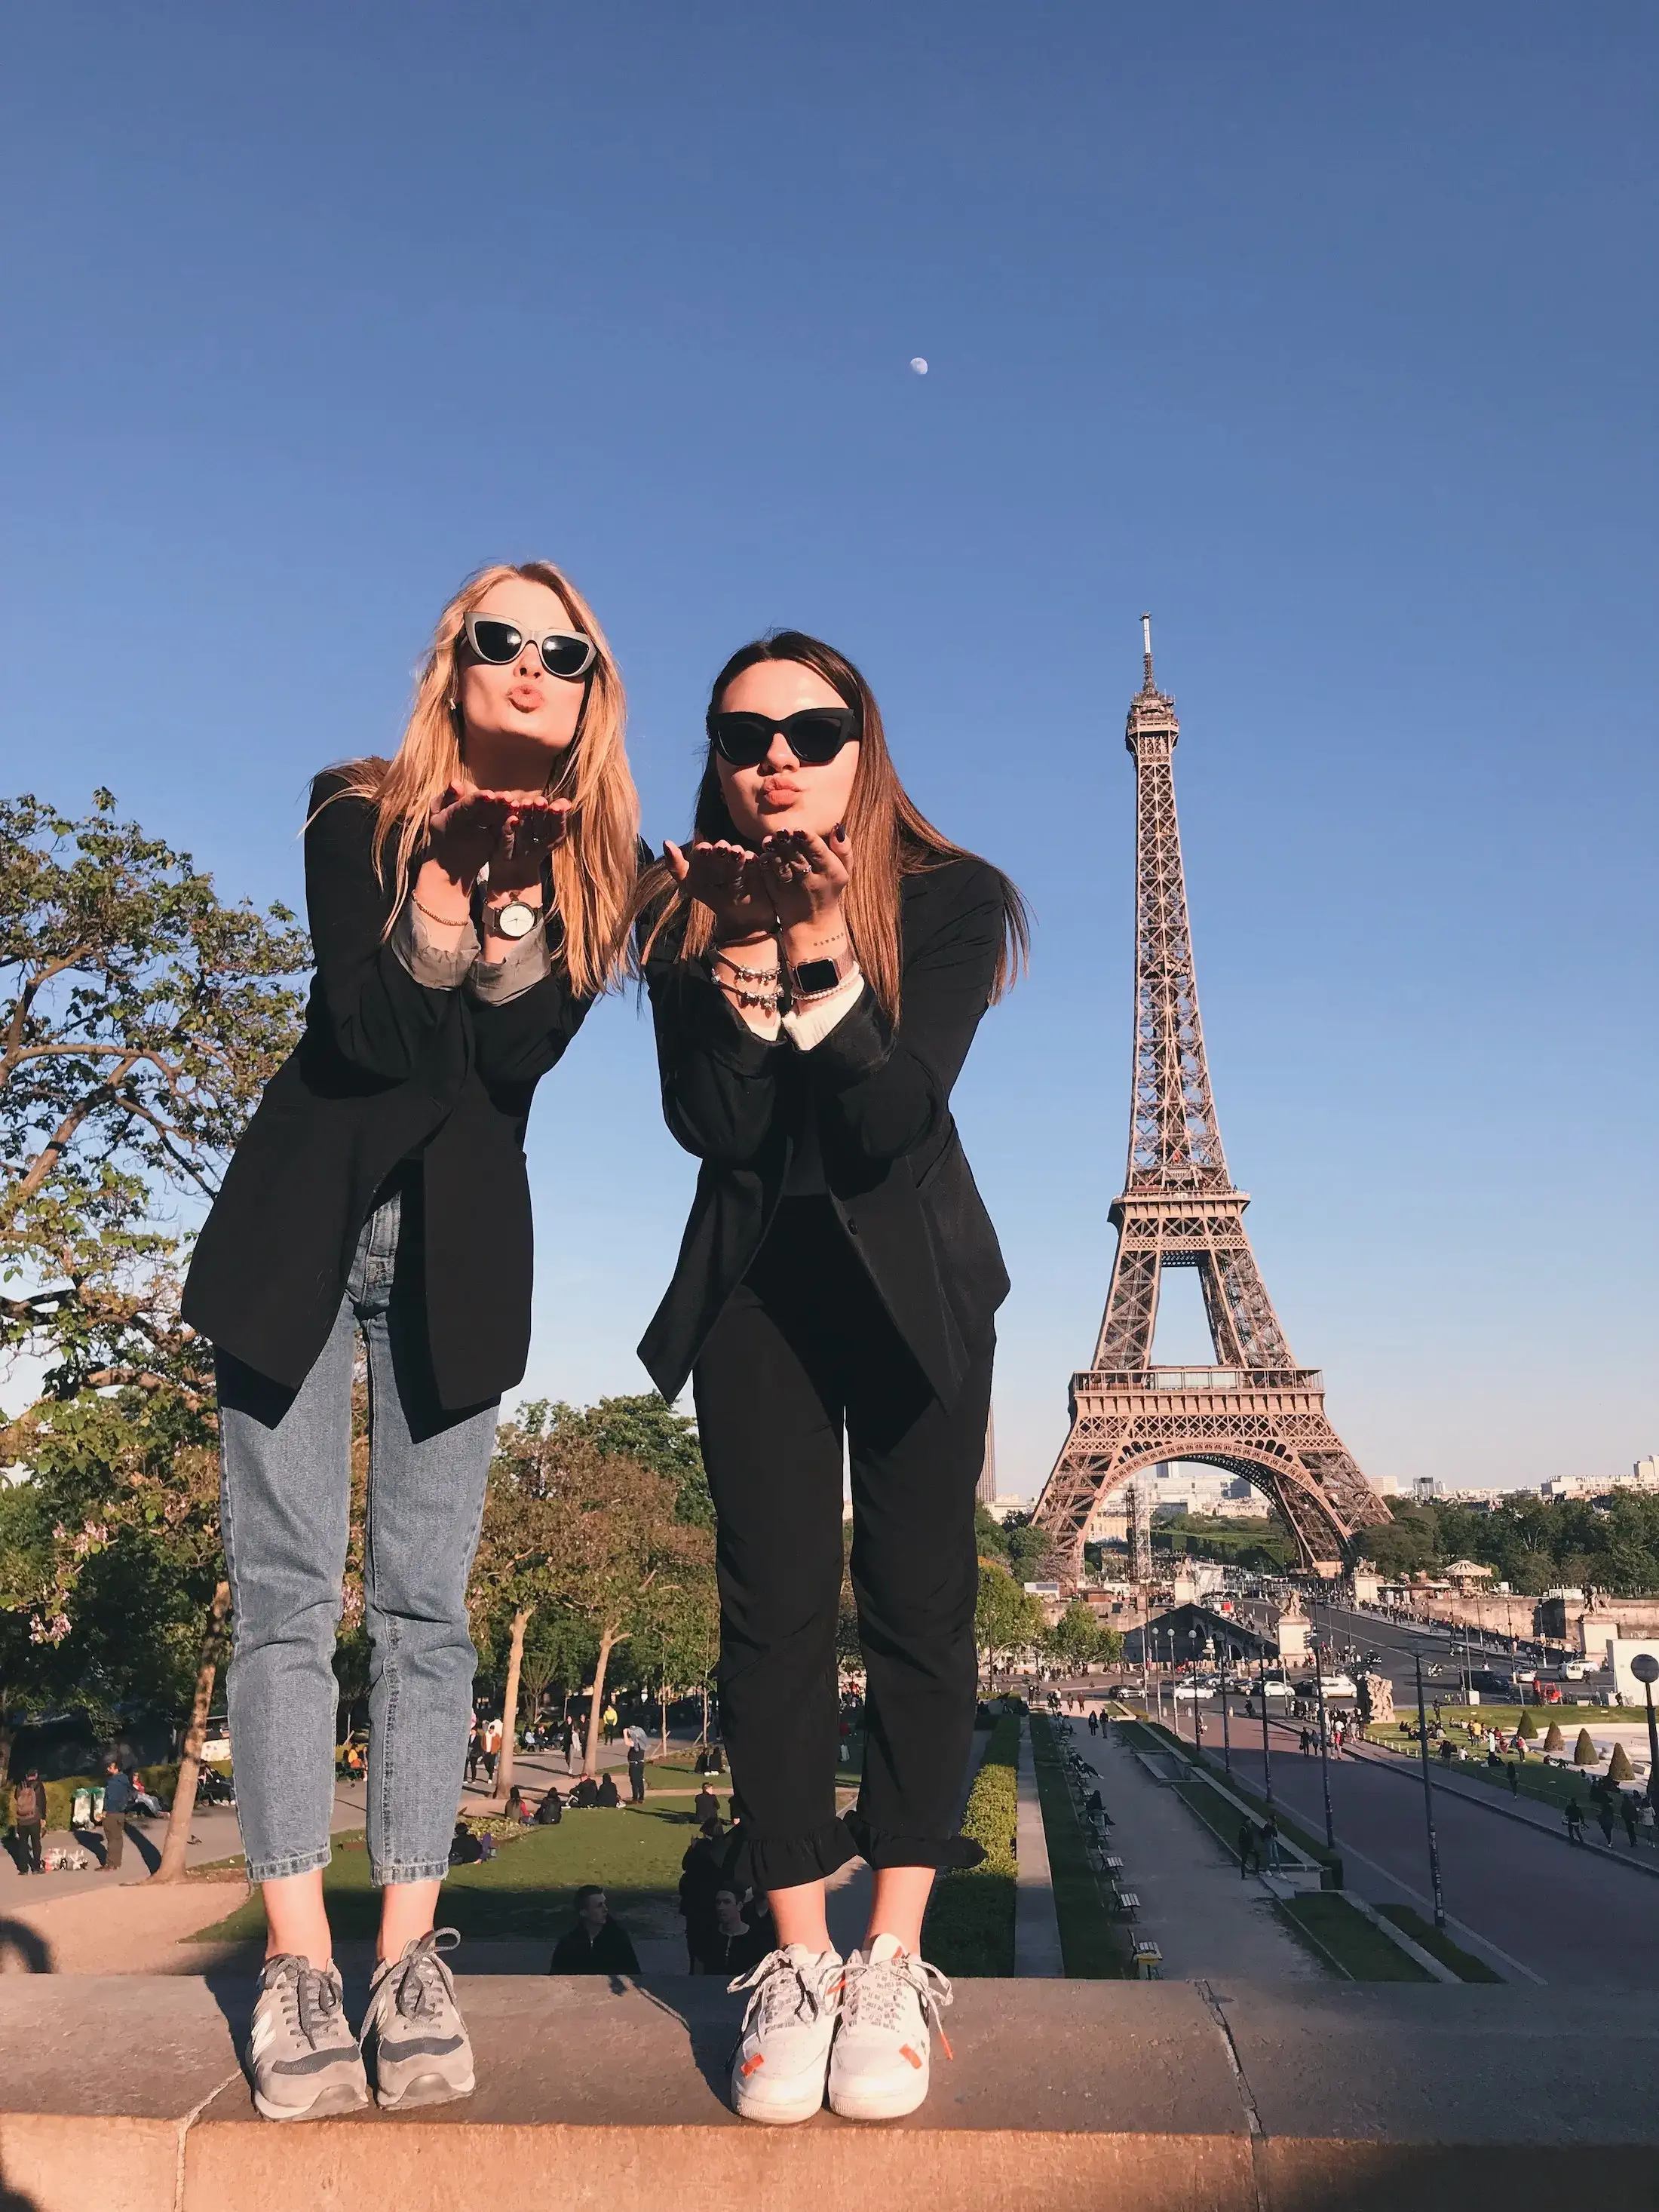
left=183, top=562, right=637, bottom=2120
left=639, top=631, right=1026, bottom=2125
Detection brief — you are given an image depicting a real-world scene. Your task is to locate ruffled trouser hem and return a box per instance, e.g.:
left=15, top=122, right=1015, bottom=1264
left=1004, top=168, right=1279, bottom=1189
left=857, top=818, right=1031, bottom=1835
left=724, top=1811, right=986, bottom=1892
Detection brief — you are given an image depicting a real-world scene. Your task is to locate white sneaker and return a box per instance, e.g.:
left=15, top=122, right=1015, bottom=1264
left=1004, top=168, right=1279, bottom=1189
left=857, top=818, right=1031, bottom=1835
left=728, top=1944, right=843, bottom=2125
left=827, top=1934, right=953, bottom=2121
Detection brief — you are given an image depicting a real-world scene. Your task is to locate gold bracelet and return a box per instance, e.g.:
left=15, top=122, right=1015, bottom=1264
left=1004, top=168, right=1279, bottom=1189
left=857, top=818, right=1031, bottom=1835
left=412, top=891, right=471, bottom=928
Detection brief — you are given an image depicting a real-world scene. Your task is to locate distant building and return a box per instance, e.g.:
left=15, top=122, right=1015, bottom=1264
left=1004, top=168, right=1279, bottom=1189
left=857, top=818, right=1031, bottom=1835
left=975, top=1404, right=998, bottom=1507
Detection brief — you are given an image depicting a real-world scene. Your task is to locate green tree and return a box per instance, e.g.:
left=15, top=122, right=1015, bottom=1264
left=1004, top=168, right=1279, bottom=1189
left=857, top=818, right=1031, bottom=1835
left=526, top=1393, right=713, bottom=1529
left=474, top=1407, right=713, bottom=1781
left=1572, top=1726, right=1598, bottom=1767
left=1608, top=1741, right=1634, bottom=1783
left=2, top=790, right=305, bottom=1394
left=974, top=1564, right=1047, bottom=1688
left=1044, top=1600, right=1105, bottom=1674
left=1516, top=1707, right=1539, bottom=1741
left=1543, top=1720, right=1564, bottom=1755
left=0, top=790, right=304, bottom=1833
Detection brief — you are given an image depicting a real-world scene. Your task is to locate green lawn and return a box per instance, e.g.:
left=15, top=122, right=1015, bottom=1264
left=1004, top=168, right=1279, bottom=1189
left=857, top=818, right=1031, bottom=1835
left=1278, top=1894, right=1433, bottom=1982
left=1367, top=1731, right=1639, bottom=1822
left=1028, top=1715, right=1127, bottom=1978
left=190, top=1802, right=703, bottom=1948
left=1378, top=1904, right=1502, bottom=1983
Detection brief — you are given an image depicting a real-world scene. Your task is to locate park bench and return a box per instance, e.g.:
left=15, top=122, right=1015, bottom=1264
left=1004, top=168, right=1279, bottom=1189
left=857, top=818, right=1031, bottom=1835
left=1112, top=1887, right=1140, bottom=1919
left=1102, top=1854, right=1124, bottom=1873
left=1131, top=1939, right=1163, bottom=1979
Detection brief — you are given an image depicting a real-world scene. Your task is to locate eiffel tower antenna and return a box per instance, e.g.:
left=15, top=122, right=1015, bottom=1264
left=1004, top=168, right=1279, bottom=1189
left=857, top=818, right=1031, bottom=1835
left=1033, top=622, right=1390, bottom=1578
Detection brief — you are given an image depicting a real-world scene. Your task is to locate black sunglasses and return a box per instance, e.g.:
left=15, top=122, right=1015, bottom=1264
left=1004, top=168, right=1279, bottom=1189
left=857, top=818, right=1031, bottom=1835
left=463, top=612, right=597, bottom=681
left=707, top=706, right=859, bottom=769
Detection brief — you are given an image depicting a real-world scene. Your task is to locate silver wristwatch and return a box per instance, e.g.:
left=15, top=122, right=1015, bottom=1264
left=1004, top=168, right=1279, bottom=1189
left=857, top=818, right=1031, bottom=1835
left=481, top=898, right=541, bottom=942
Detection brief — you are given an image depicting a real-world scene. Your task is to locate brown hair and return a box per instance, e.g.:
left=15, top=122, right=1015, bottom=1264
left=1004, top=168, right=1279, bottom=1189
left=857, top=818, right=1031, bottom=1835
left=639, top=630, right=1027, bottom=1021
left=322, top=561, right=639, bottom=998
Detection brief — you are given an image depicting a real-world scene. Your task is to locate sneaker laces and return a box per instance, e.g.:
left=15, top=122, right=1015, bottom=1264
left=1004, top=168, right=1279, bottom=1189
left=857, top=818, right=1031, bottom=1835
left=263, top=1955, right=345, bottom=2050
left=842, top=1947, right=955, bottom=2057
left=729, top=1947, right=839, bottom=2036
left=367, top=1927, right=461, bottom=2036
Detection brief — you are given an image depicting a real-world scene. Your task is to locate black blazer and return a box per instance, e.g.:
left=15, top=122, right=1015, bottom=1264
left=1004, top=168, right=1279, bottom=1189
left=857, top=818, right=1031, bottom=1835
left=182, top=772, right=593, bottom=1409
left=639, top=856, right=1010, bottom=1407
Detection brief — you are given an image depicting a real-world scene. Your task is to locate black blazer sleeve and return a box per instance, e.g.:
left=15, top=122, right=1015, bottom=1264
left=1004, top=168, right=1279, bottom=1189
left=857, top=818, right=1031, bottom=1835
left=303, top=774, right=460, bottom=1081
left=803, top=860, right=1003, bottom=1166
left=468, top=962, right=594, bottom=1088
left=647, top=938, right=782, bottom=1166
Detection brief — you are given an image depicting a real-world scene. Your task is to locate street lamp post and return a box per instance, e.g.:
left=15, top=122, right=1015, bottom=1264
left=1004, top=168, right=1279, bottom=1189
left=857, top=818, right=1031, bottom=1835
left=1258, top=1653, right=1275, bottom=1807
left=1414, top=1650, right=1447, bottom=1929
left=1313, top=1634, right=1335, bottom=1852
left=1187, top=1628, right=1201, bottom=1755
left=1631, top=1652, right=1659, bottom=1812
left=1220, top=1642, right=1234, bottom=1780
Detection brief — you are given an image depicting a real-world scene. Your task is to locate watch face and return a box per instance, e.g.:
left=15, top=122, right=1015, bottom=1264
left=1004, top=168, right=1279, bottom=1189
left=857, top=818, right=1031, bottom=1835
left=497, top=900, right=537, bottom=940
left=793, top=957, right=841, bottom=996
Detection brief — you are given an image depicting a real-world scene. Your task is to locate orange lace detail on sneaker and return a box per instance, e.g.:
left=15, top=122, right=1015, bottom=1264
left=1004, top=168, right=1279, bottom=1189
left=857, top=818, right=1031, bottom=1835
left=899, top=2045, right=922, bottom=2069
left=740, top=2053, right=765, bottom=2077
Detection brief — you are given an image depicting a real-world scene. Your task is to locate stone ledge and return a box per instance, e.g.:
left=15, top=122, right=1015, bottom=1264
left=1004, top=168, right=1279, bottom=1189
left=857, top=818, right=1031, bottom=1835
left=2, top=1977, right=1656, bottom=2212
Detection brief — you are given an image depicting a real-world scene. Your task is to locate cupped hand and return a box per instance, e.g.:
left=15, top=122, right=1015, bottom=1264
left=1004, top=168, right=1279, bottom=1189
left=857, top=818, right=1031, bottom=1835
left=664, top=839, right=778, bottom=940
left=756, top=826, right=851, bottom=929
left=489, top=795, right=572, bottom=890
left=427, top=787, right=514, bottom=887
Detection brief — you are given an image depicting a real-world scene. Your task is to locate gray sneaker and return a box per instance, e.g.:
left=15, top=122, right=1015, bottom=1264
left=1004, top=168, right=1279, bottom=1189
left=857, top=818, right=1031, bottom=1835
left=359, top=1928, right=475, bottom=2110
left=247, top=1955, right=370, bottom=2122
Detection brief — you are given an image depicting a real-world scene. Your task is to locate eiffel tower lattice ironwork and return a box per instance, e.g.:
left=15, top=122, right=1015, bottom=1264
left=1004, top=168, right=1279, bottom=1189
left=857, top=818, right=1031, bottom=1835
left=1033, top=620, right=1391, bottom=1575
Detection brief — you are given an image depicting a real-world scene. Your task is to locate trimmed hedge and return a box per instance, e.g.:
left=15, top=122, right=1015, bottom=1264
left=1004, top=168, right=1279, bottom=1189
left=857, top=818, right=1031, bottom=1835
left=925, top=1710, right=1018, bottom=1975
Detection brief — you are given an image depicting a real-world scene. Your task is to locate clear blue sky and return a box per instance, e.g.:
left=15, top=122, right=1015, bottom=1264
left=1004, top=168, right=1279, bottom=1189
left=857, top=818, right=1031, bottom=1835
left=2, top=5, right=1654, bottom=1496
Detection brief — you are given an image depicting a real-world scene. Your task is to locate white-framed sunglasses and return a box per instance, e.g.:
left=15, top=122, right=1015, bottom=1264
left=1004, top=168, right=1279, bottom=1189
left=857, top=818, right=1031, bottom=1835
left=462, top=612, right=597, bottom=681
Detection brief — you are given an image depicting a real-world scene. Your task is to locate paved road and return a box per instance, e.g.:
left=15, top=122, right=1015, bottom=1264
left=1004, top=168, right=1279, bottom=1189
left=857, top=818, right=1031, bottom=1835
left=1208, top=1704, right=1659, bottom=1987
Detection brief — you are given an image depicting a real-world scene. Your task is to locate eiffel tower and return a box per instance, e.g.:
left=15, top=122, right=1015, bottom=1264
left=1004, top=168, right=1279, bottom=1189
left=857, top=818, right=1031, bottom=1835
left=1033, top=621, right=1391, bottom=1576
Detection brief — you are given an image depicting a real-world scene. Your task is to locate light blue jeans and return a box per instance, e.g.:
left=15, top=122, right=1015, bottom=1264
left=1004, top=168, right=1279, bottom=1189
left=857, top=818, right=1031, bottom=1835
left=217, top=1181, right=498, bottom=1885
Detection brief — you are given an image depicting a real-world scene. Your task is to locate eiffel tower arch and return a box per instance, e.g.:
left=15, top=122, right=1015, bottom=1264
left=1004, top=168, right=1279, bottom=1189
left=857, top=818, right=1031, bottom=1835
left=1033, top=621, right=1391, bottom=1578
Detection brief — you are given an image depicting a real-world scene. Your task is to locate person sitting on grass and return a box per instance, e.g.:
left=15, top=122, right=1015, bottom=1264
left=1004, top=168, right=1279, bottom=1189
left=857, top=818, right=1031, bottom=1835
left=504, top=1786, right=529, bottom=1823
left=693, top=1781, right=721, bottom=1827
left=596, top=1772, right=621, bottom=1809
left=449, top=1821, right=484, bottom=1867
left=569, top=1775, right=600, bottom=1809
left=532, top=1787, right=563, bottom=1827
left=549, top=1886, right=641, bottom=1977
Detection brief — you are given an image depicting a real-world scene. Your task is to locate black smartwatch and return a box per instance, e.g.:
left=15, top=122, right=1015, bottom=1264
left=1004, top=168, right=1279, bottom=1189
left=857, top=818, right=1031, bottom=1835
left=789, top=949, right=854, bottom=1001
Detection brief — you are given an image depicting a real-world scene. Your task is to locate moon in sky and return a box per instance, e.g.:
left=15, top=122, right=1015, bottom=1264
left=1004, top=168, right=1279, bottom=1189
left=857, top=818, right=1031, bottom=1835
left=909, top=357, right=928, bottom=375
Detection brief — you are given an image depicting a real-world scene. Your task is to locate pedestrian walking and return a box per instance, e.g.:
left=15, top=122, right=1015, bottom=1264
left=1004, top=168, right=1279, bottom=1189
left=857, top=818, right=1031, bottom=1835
left=637, top=628, right=1026, bottom=2128
left=1507, top=1760, right=1520, bottom=1796
left=179, top=559, right=640, bottom=2124
left=100, top=1757, right=133, bottom=1873
left=627, top=1737, right=647, bottom=1804
left=602, top=1704, right=619, bottom=1745
left=561, top=1718, right=576, bottom=1772
left=1237, top=1821, right=1259, bottom=1877
left=1565, top=1798, right=1586, bottom=1845
left=11, top=1769, right=45, bottom=1873
left=1621, top=1795, right=1639, bottom=1848
left=465, top=1724, right=483, bottom=1783
left=483, top=1715, right=503, bottom=1784
left=1596, top=1798, right=1616, bottom=1848
left=1299, top=1729, right=1312, bottom=1758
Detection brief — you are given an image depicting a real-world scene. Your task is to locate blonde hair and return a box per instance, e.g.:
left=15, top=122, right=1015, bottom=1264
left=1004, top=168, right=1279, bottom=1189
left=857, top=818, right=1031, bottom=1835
left=638, top=630, right=1027, bottom=1023
left=327, top=561, right=638, bottom=998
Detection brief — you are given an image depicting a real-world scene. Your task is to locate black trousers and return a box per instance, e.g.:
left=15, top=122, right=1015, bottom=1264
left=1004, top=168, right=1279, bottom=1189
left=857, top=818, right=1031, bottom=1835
left=693, top=1200, right=992, bottom=1893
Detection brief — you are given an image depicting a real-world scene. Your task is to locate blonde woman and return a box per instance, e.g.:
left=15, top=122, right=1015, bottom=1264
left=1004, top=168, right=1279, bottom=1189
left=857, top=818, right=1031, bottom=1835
left=184, top=562, right=638, bottom=2121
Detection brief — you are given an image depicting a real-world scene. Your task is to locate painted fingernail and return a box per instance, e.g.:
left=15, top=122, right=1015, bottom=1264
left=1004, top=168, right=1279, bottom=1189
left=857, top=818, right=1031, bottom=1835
left=834, top=822, right=845, bottom=839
